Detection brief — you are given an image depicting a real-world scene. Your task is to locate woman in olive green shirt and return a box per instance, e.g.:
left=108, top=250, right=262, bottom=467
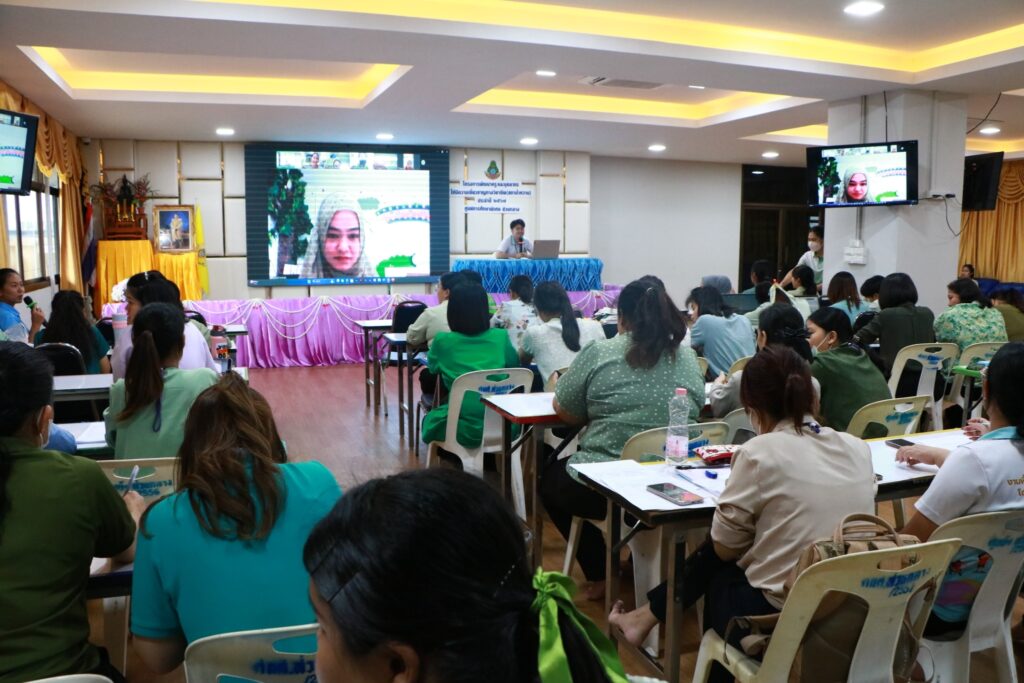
left=808, top=307, right=890, bottom=434
left=542, top=278, right=704, bottom=597
left=105, top=303, right=218, bottom=459
left=991, top=288, right=1024, bottom=343
left=0, top=342, right=145, bottom=683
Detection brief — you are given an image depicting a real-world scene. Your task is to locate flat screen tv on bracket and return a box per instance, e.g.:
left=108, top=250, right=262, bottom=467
left=0, top=108, right=39, bottom=196
left=807, top=140, right=918, bottom=208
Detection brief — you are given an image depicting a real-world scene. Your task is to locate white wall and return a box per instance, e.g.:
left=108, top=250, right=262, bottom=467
left=589, top=156, right=742, bottom=302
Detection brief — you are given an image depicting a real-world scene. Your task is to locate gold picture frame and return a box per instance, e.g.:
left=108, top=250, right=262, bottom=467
left=153, top=205, right=195, bottom=253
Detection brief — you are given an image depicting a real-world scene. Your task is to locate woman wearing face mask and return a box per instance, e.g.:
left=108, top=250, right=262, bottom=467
left=708, top=304, right=820, bottom=417
left=609, top=347, right=876, bottom=681
left=807, top=307, right=890, bottom=433
left=301, top=194, right=374, bottom=279
left=780, top=226, right=824, bottom=294
left=686, top=286, right=755, bottom=378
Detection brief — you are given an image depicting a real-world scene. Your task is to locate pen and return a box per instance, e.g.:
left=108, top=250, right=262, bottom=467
left=126, top=465, right=140, bottom=494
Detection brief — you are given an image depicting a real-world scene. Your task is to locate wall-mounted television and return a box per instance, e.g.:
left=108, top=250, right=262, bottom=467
left=807, top=140, right=918, bottom=208
left=962, top=151, right=1003, bottom=211
left=245, top=143, right=449, bottom=287
left=0, top=108, right=39, bottom=196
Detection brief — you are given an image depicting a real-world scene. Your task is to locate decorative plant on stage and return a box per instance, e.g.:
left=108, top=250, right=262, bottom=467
left=88, top=173, right=157, bottom=223
left=268, top=168, right=314, bottom=277
left=817, top=157, right=840, bottom=200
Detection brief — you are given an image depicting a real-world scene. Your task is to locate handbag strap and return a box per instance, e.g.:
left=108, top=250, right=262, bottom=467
left=833, top=513, right=900, bottom=547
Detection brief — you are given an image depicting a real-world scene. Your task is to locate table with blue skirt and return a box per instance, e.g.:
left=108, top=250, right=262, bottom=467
left=452, top=258, right=603, bottom=293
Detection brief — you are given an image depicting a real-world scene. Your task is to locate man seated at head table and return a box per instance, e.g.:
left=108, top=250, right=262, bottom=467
left=494, top=219, right=533, bottom=259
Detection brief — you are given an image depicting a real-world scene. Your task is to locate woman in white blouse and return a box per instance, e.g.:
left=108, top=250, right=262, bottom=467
left=490, top=274, right=538, bottom=349
left=519, top=281, right=605, bottom=383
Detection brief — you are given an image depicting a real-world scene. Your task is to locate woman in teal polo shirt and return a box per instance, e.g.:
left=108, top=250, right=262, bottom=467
left=104, top=303, right=218, bottom=459
left=130, top=372, right=341, bottom=673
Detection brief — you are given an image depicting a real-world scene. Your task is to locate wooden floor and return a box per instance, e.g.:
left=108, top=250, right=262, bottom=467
left=94, top=363, right=1024, bottom=682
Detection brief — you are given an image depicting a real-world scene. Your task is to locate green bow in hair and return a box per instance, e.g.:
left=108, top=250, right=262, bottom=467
left=531, top=569, right=629, bottom=683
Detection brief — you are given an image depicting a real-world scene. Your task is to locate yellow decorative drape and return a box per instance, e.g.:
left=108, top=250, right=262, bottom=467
left=94, top=240, right=201, bottom=312
left=0, top=79, right=85, bottom=291
left=960, top=159, right=1024, bottom=283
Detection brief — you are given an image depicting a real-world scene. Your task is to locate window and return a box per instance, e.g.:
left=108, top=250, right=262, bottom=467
left=3, top=182, right=60, bottom=286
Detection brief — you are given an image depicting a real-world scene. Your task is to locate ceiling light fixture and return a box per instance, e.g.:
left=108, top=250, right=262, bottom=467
left=520, top=137, right=539, bottom=146
left=978, top=126, right=1001, bottom=135
left=761, top=151, right=780, bottom=159
left=688, top=85, right=706, bottom=90
left=215, top=127, right=235, bottom=136
left=535, top=69, right=557, bottom=77
left=648, top=144, right=666, bottom=152
left=375, top=132, right=395, bottom=140
left=751, top=170, right=765, bottom=175
left=843, top=1, right=885, bottom=17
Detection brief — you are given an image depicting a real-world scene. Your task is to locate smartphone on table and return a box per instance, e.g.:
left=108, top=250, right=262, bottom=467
left=646, top=483, right=704, bottom=507
left=885, top=438, right=914, bottom=449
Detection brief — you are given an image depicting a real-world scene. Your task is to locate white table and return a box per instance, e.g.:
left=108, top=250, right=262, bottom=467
left=354, top=319, right=393, bottom=411
left=574, top=428, right=955, bottom=682
left=53, top=374, right=113, bottom=402
left=63, top=421, right=107, bottom=451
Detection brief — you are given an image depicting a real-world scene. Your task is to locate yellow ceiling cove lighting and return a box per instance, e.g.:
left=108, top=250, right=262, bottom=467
left=28, top=46, right=403, bottom=102
left=766, top=125, right=829, bottom=141
left=191, top=0, right=1024, bottom=74
left=967, top=137, right=1024, bottom=154
left=464, top=88, right=790, bottom=121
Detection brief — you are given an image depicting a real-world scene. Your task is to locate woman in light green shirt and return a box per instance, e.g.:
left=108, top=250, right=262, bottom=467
left=934, top=278, right=1008, bottom=354
left=542, top=278, right=704, bottom=597
left=105, top=303, right=218, bottom=459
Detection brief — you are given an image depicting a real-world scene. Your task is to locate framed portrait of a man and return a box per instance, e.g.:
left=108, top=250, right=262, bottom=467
left=154, top=205, right=195, bottom=252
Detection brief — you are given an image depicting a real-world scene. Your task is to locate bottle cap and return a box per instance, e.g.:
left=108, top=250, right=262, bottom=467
left=675, top=388, right=688, bottom=396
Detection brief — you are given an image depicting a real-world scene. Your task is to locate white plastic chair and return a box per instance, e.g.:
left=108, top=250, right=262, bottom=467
left=697, top=356, right=709, bottom=377
left=886, top=343, right=958, bottom=430
left=921, top=511, right=1024, bottom=683
left=24, top=676, right=112, bottom=683
left=693, top=539, right=961, bottom=683
left=944, top=342, right=1005, bottom=421
left=723, top=408, right=756, bottom=444
left=728, top=355, right=752, bottom=376
left=184, top=623, right=318, bottom=683
left=845, top=395, right=930, bottom=439
left=98, top=458, right=178, bottom=501
left=426, top=368, right=534, bottom=477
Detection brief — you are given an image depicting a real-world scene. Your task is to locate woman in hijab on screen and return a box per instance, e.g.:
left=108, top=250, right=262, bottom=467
left=839, top=168, right=871, bottom=204
left=300, top=194, right=374, bottom=278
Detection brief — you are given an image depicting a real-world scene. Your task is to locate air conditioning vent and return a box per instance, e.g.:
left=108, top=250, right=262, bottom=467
left=578, top=76, right=664, bottom=90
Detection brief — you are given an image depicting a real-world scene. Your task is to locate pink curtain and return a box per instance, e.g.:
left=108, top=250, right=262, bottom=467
left=103, top=287, right=623, bottom=368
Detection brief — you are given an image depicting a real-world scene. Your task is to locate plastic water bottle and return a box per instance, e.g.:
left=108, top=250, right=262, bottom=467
left=665, top=388, right=690, bottom=467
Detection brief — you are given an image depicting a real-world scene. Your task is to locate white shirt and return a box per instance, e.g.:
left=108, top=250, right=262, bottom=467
left=519, top=317, right=605, bottom=382
left=405, top=301, right=449, bottom=349
left=490, top=299, right=539, bottom=349
left=496, top=235, right=533, bottom=257
left=796, top=250, right=824, bottom=284
left=112, top=321, right=219, bottom=380
left=915, top=429, right=1024, bottom=526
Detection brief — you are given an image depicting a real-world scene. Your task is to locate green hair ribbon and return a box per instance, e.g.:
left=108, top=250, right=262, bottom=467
left=531, top=569, right=629, bottom=683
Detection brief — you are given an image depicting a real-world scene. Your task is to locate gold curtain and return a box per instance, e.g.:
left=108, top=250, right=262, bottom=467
left=960, top=159, right=1024, bottom=282
left=94, top=241, right=201, bottom=312
left=0, top=79, right=85, bottom=291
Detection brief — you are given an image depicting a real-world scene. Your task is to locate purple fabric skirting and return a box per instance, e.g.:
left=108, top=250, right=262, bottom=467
left=102, top=286, right=623, bottom=368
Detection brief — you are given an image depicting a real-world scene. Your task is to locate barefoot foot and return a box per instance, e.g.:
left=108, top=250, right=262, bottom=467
left=608, top=601, right=660, bottom=648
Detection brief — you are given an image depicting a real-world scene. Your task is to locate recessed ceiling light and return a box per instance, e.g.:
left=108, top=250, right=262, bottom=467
left=215, top=127, right=235, bottom=136
left=535, top=69, right=557, bottom=77
left=520, top=137, right=539, bottom=146
left=688, top=85, right=706, bottom=90
left=751, top=170, right=765, bottom=175
left=648, top=144, right=667, bottom=152
left=761, top=151, right=780, bottom=159
left=844, top=1, right=884, bottom=17
left=375, top=132, right=394, bottom=141
left=979, top=126, right=1001, bottom=135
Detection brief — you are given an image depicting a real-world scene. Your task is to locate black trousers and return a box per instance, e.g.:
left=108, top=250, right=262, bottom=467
left=540, top=455, right=609, bottom=581
left=646, top=543, right=777, bottom=683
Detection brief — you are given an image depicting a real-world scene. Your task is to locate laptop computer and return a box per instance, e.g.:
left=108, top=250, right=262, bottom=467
left=531, top=240, right=560, bottom=260
left=722, top=293, right=759, bottom=314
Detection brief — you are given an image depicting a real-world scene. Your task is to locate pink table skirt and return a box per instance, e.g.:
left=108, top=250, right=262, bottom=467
left=102, top=286, right=623, bottom=368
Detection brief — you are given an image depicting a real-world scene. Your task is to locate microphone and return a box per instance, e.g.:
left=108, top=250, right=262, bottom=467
left=24, top=296, right=46, bottom=325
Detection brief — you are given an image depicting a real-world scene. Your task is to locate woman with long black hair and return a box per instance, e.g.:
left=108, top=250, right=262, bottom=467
left=519, top=281, right=605, bottom=383
left=35, top=290, right=111, bottom=373
left=541, top=278, right=704, bottom=599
